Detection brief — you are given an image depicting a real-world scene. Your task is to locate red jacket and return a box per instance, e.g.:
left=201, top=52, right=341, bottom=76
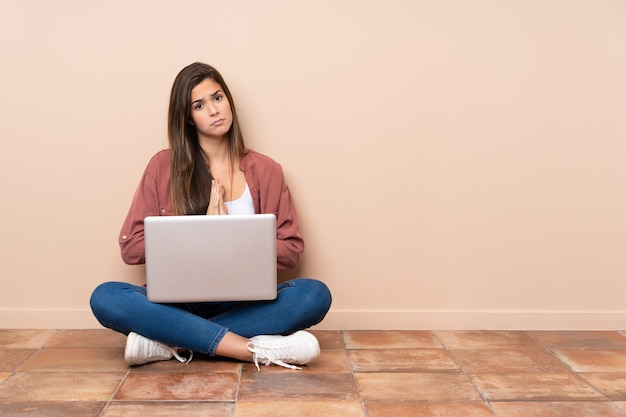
left=119, top=148, right=304, bottom=270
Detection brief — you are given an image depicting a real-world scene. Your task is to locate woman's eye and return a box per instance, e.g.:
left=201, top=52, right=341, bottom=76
left=194, top=103, right=204, bottom=110
left=214, top=95, right=223, bottom=102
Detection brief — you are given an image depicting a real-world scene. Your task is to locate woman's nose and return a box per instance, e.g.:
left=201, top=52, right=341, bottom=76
left=207, top=102, right=219, bottom=116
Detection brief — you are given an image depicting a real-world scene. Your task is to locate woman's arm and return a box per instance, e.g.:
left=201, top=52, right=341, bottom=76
left=243, top=150, right=305, bottom=271
left=119, top=151, right=171, bottom=265
left=274, top=180, right=304, bottom=270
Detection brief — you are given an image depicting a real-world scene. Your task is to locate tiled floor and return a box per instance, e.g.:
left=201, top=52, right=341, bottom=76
left=1, top=329, right=626, bottom=416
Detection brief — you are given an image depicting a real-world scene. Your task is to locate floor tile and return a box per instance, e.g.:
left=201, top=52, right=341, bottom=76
left=45, top=329, right=127, bottom=349
left=242, top=349, right=351, bottom=373
left=310, top=330, right=345, bottom=349
left=234, top=400, right=365, bottom=417
left=19, top=348, right=127, bottom=372
left=529, top=331, right=626, bottom=349
left=2, top=329, right=626, bottom=414
left=0, top=329, right=58, bottom=349
left=349, top=349, right=459, bottom=373
left=238, top=372, right=359, bottom=401
left=114, top=372, right=238, bottom=401
left=364, top=402, right=496, bottom=417
left=470, top=373, right=604, bottom=401
left=0, top=401, right=105, bottom=417
left=0, top=348, right=36, bottom=371
left=0, top=372, right=124, bottom=401
left=452, top=348, right=571, bottom=374
left=436, top=331, right=542, bottom=350
left=355, top=373, right=482, bottom=402
left=102, top=401, right=234, bottom=417
left=343, top=330, right=441, bottom=349
left=578, top=373, right=626, bottom=400
left=490, top=401, right=626, bottom=417
left=553, top=349, right=626, bottom=372
left=131, top=356, right=242, bottom=373
left=615, top=402, right=626, bottom=412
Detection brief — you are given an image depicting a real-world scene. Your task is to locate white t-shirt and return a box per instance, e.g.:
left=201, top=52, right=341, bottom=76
left=224, top=183, right=255, bottom=215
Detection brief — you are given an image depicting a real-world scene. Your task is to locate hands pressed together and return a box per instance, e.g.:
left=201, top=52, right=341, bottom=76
left=206, top=179, right=228, bottom=215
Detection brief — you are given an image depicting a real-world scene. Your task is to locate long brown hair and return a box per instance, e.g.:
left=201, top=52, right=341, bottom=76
left=168, top=63, right=245, bottom=215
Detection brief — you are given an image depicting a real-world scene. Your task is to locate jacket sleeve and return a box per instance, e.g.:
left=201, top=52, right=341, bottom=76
left=274, top=177, right=305, bottom=270
left=243, top=150, right=305, bottom=270
left=118, top=153, right=167, bottom=265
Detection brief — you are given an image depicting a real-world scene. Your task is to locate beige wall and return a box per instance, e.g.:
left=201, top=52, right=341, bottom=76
left=1, top=1, right=625, bottom=330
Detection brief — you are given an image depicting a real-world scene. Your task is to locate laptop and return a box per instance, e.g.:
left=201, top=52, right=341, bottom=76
left=144, top=214, right=277, bottom=303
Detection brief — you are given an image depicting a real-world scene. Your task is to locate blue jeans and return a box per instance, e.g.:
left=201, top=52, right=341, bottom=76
left=90, top=278, right=332, bottom=355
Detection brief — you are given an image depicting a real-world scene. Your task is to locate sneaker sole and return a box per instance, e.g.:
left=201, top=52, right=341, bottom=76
left=294, top=330, right=321, bottom=364
left=124, top=332, right=139, bottom=365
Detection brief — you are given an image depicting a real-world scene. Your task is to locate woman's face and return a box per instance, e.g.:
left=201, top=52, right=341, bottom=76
left=189, top=78, right=233, bottom=141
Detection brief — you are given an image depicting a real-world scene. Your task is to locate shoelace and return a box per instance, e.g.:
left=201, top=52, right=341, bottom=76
left=247, top=342, right=301, bottom=371
left=171, top=348, right=193, bottom=364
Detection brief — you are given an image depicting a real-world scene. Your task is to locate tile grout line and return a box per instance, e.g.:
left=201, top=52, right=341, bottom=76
left=524, top=330, right=618, bottom=401
left=11, top=329, right=62, bottom=374
left=231, top=363, right=243, bottom=417
left=526, top=330, right=626, bottom=414
left=97, top=365, right=132, bottom=417
left=0, top=333, right=56, bottom=394
left=432, top=330, right=501, bottom=417
left=1, top=329, right=63, bottom=391
left=340, top=330, right=369, bottom=417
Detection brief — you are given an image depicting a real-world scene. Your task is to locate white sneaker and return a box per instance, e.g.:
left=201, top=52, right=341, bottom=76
left=124, top=332, right=193, bottom=366
left=248, top=330, right=320, bottom=370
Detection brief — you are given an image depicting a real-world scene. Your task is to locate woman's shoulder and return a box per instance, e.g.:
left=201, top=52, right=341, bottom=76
left=241, top=148, right=282, bottom=172
left=145, top=148, right=171, bottom=166
left=152, top=148, right=171, bottom=161
left=143, top=148, right=171, bottom=177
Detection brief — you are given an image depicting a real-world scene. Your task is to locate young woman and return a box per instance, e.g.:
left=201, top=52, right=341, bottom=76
left=90, top=62, right=332, bottom=370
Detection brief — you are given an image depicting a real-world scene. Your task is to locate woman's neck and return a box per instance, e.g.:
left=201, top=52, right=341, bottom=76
left=200, top=136, right=230, bottom=165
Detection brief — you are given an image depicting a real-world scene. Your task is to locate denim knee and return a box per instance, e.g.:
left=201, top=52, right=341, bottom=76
left=89, top=281, right=139, bottom=332
left=90, top=282, right=110, bottom=317
left=294, top=278, right=332, bottom=322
